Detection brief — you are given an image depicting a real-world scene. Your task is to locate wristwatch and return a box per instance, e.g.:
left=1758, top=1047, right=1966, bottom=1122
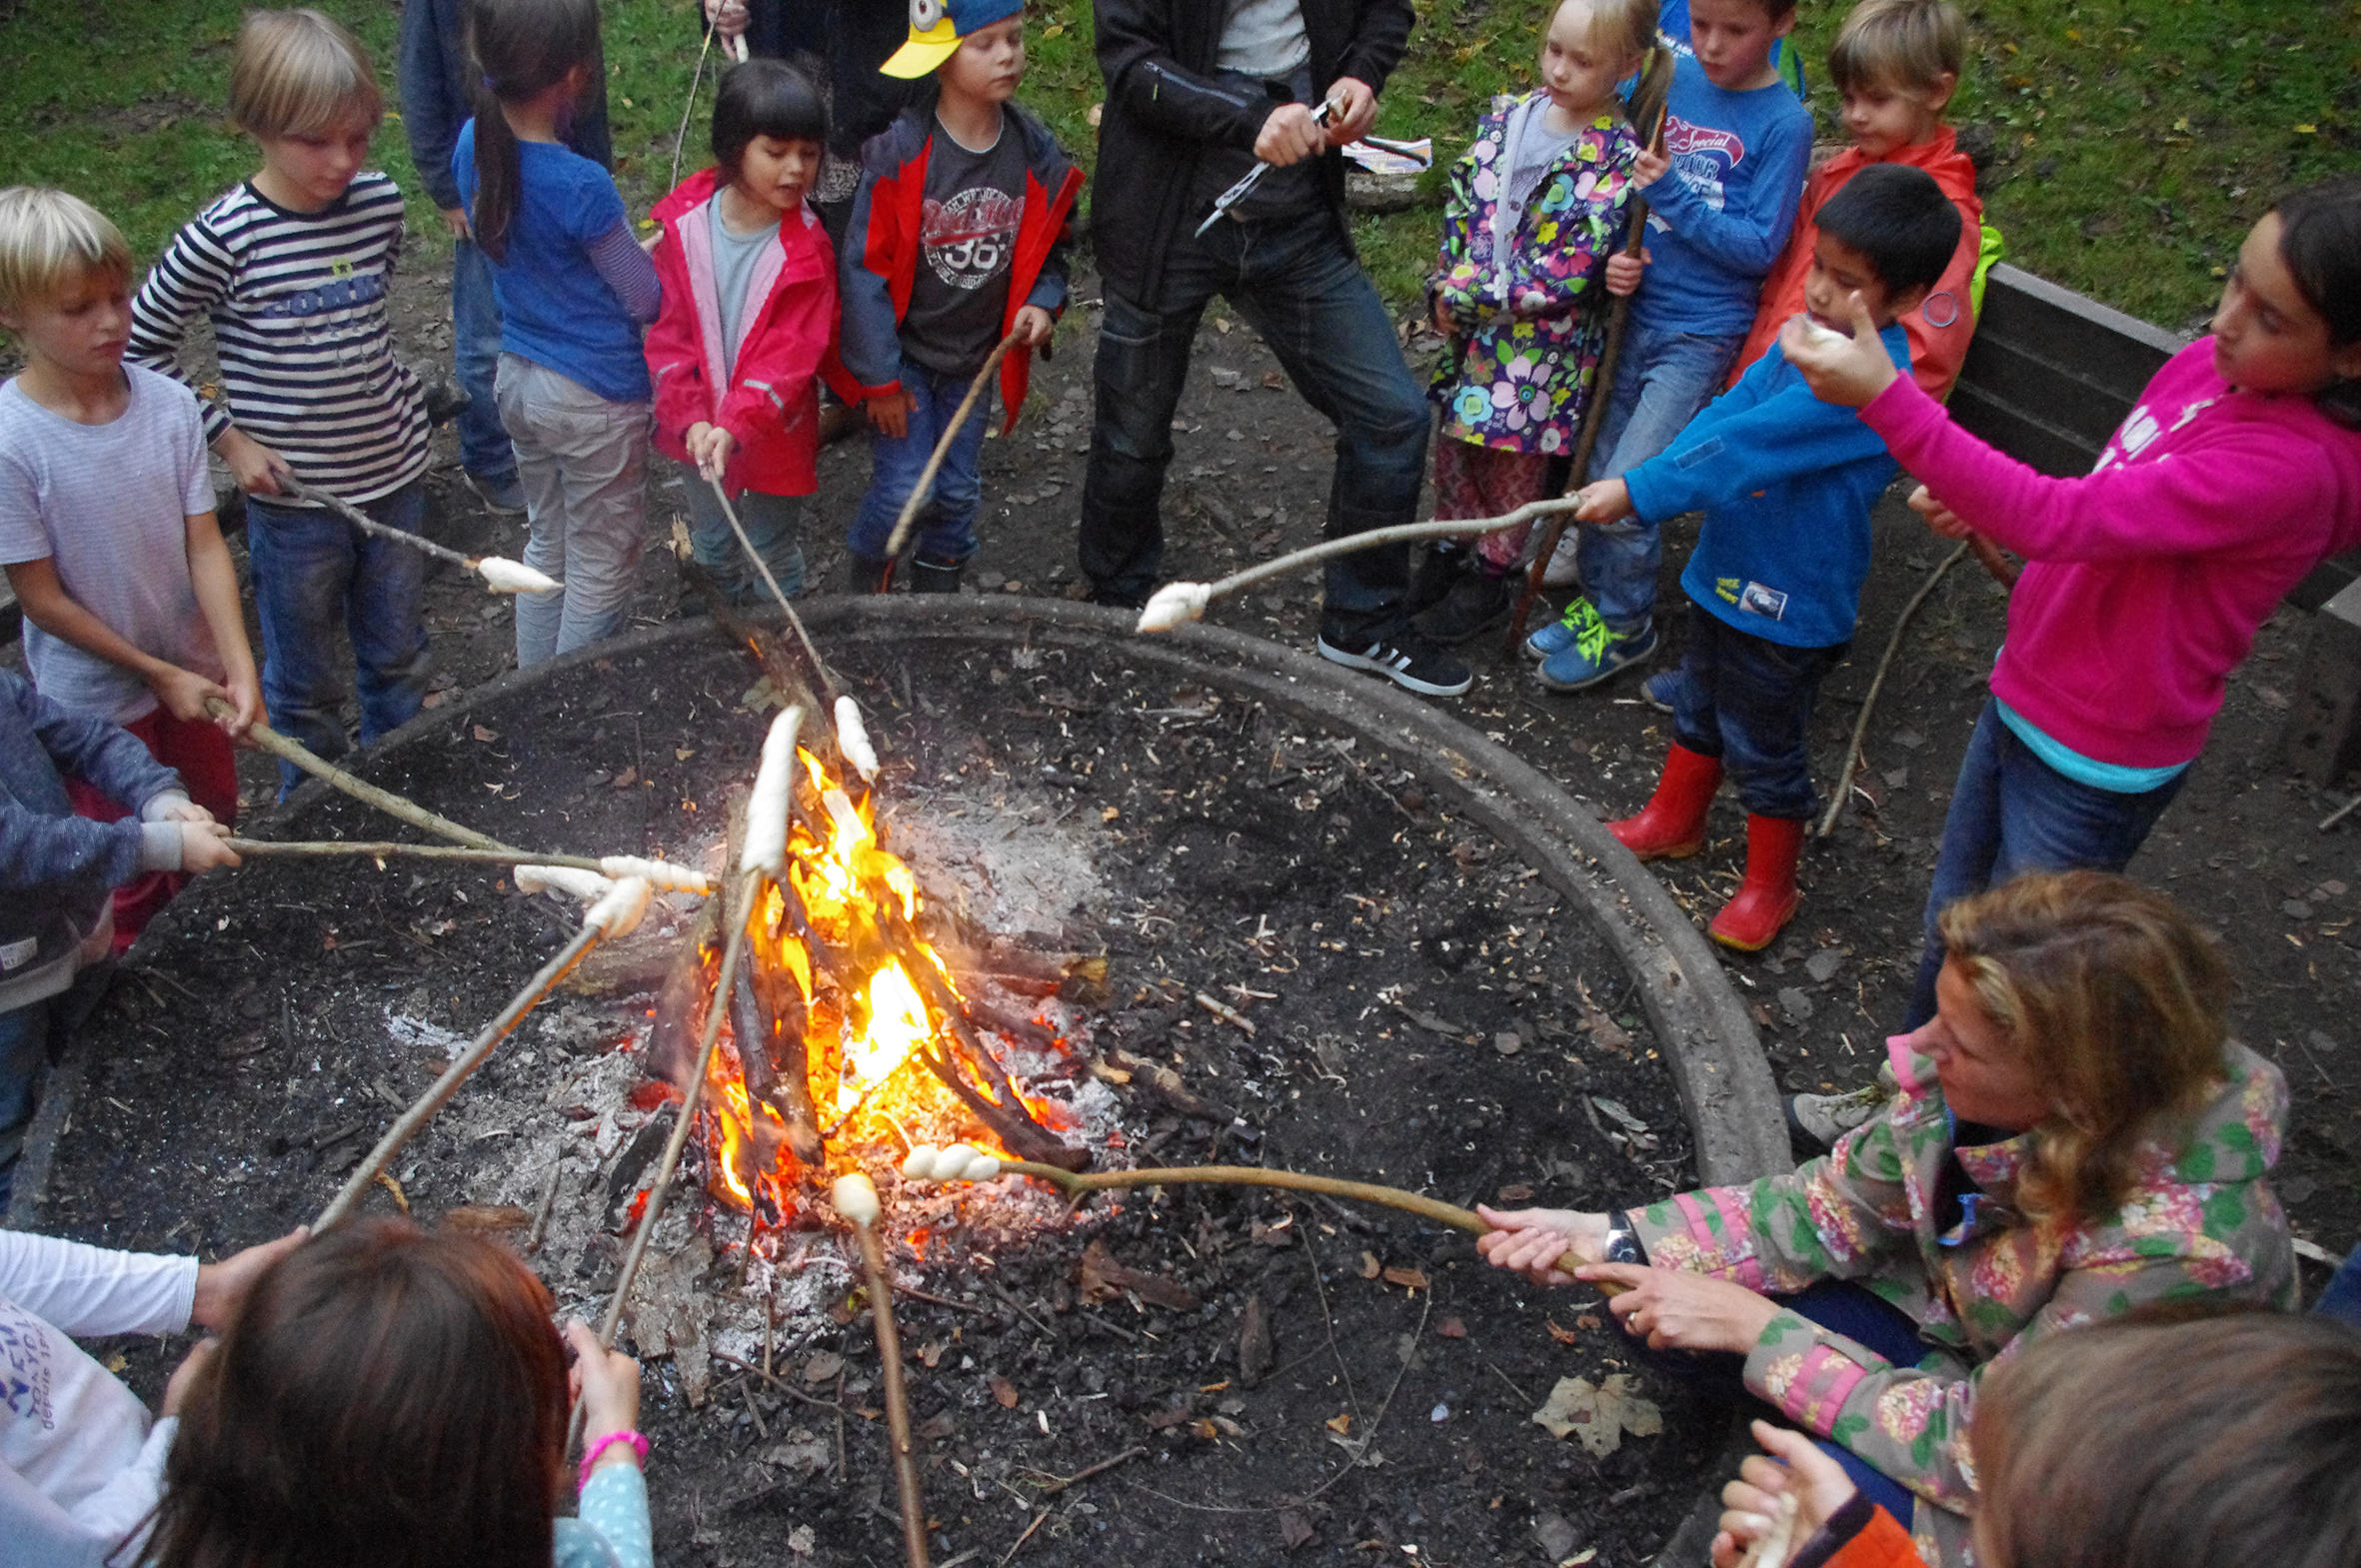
left=1600, top=1211, right=1643, bottom=1265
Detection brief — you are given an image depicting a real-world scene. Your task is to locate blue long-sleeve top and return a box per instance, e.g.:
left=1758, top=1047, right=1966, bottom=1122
left=398, top=0, right=610, bottom=212
left=1629, top=54, right=1813, bottom=337
left=1624, top=322, right=1912, bottom=650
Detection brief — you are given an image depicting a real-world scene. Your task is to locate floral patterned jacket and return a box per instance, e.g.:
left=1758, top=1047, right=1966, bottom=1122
left=1428, top=97, right=1638, bottom=455
left=1631, top=1035, right=2296, bottom=1568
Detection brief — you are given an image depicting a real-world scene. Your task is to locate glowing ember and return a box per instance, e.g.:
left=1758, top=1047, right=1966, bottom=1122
left=842, top=959, right=930, bottom=1113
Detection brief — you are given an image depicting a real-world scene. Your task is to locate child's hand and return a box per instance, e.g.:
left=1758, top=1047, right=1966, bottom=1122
left=567, top=1320, right=644, bottom=1457
left=686, top=422, right=736, bottom=483
left=216, top=429, right=293, bottom=498
left=161, top=1337, right=217, bottom=1418
left=1710, top=1421, right=1861, bottom=1568
left=217, top=668, right=264, bottom=739
left=1473, top=1204, right=1609, bottom=1287
left=1778, top=293, right=1900, bottom=408
left=1572, top=479, right=1630, bottom=524
left=1012, top=306, right=1055, bottom=349
left=150, top=666, right=230, bottom=726
left=1907, top=484, right=1970, bottom=540
left=1430, top=297, right=1457, bottom=338
left=866, top=389, right=914, bottom=441
left=180, top=822, right=243, bottom=873
left=1604, top=249, right=1647, bottom=297
left=1634, top=146, right=1671, bottom=185
left=439, top=206, right=473, bottom=241
left=192, top=1227, right=305, bottom=1329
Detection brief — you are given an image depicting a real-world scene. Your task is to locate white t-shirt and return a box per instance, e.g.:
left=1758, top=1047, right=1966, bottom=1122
left=0, top=1232, right=198, bottom=1567
left=1217, top=0, right=1310, bottom=74
left=0, top=366, right=223, bottom=724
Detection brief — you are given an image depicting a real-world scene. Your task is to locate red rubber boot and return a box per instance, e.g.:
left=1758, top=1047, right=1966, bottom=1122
left=1607, top=744, right=1722, bottom=860
left=1710, top=813, right=1806, bottom=951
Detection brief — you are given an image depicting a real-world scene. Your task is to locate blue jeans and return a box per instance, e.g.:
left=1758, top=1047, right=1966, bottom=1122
left=1079, top=207, right=1429, bottom=637
left=1619, top=1278, right=1922, bottom=1527
left=451, top=238, right=518, bottom=482
left=1903, top=699, right=2187, bottom=1026
left=1574, top=323, right=1746, bottom=632
left=675, top=459, right=807, bottom=601
left=0, top=997, right=50, bottom=1208
left=246, top=479, right=432, bottom=798
left=1668, top=610, right=1849, bottom=820
left=2318, top=1247, right=2361, bottom=1326
left=845, top=359, right=990, bottom=567
left=494, top=355, right=651, bottom=666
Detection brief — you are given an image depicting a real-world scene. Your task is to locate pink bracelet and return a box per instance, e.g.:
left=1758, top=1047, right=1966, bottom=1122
left=578, top=1430, right=649, bottom=1489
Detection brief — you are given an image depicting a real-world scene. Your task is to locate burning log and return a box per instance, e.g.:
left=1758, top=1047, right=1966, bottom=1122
left=731, top=958, right=823, bottom=1167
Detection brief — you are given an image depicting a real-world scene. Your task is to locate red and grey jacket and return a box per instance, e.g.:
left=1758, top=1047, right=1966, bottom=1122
left=645, top=168, right=858, bottom=497
left=838, top=101, right=1082, bottom=432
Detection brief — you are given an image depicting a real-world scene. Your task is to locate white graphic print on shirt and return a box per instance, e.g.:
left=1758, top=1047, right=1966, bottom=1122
left=922, top=187, right=1021, bottom=290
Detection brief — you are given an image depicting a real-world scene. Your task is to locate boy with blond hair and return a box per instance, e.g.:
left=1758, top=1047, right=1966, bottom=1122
left=1728, top=0, right=1986, bottom=398
left=0, top=187, right=259, bottom=952
left=128, top=7, right=433, bottom=798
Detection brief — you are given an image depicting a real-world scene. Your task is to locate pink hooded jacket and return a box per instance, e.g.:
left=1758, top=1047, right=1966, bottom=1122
left=1860, top=340, right=2361, bottom=767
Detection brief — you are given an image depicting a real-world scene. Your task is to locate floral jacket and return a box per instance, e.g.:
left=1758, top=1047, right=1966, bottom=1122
left=1427, top=97, right=1638, bottom=455
left=1631, top=1035, right=2295, bottom=1568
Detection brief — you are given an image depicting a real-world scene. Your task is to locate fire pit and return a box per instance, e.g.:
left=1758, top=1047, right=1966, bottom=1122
left=23, top=597, right=1781, bottom=1567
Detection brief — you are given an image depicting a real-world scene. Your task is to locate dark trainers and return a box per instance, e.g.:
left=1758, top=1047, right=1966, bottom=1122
left=1638, top=669, right=1680, bottom=714
left=909, top=557, right=965, bottom=594
left=1316, top=627, right=1473, bottom=698
left=1411, top=566, right=1512, bottom=646
left=1536, top=602, right=1657, bottom=692
left=1404, top=543, right=1469, bottom=618
left=462, top=467, right=526, bottom=516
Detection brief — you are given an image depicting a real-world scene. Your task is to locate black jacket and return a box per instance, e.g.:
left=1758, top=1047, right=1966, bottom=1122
left=1090, top=0, right=1414, bottom=302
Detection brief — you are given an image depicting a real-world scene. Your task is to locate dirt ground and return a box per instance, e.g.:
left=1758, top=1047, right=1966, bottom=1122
left=9, top=232, right=2357, bottom=1564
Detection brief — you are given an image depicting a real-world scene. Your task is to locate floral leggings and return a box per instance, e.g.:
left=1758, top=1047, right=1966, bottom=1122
left=1431, top=436, right=1552, bottom=573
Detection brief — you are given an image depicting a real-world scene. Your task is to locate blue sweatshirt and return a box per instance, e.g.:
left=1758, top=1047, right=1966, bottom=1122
left=1624, top=323, right=1911, bottom=650
left=1631, top=54, right=1812, bottom=337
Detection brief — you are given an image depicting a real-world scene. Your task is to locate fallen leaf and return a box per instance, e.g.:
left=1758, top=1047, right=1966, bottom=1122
left=803, top=1351, right=844, bottom=1385
left=1574, top=977, right=1632, bottom=1053
left=612, top=767, right=639, bottom=789
left=1358, top=1251, right=1382, bottom=1279
left=1530, top=1374, right=1663, bottom=1457
left=1188, top=1417, right=1221, bottom=1440
left=1146, top=1403, right=1198, bottom=1430
left=1381, top=1266, right=1429, bottom=1292
left=105, top=1352, right=128, bottom=1374
left=915, top=1411, right=956, bottom=1441
left=1278, top=1510, right=1316, bottom=1550
left=675, top=748, right=695, bottom=761
left=1496, top=1182, right=1534, bottom=1202
left=919, top=1340, right=946, bottom=1368
left=1101, top=805, right=1120, bottom=821
left=1078, top=1238, right=1201, bottom=1311
left=1545, top=1317, right=1579, bottom=1345
left=1435, top=1316, right=1468, bottom=1339
left=1324, top=1411, right=1352, bottom=1435
left=440, top=1203, right=530, bottom=1235
left=472, top=724, right=499, bottom=743
left=991, top=1374, right=1021, bottom=1409
left=1575, top=1313, right=1601, bottom=1331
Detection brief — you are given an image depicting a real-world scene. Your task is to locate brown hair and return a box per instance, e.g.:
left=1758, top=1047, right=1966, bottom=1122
left=1972, top=1311, right=2361, bottom=1568
left=228, top=9, right=383, bottom=140
left=465, top=0, right=603, bottom=264
left=1826, top=0, right=1966, bottom=95
left=149, top=1218, right=568, bottom=1568
left=1936, top=870, right=2230, bottom=1226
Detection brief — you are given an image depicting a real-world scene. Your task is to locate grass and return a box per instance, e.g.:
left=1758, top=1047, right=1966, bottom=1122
left=0, top=0, right=2350, bottom=332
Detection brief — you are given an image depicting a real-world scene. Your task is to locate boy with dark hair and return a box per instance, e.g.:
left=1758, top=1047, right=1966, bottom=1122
left=1573, top=163, right=1960, bottom=951
left=1527, top=0, right=1814, bottom=690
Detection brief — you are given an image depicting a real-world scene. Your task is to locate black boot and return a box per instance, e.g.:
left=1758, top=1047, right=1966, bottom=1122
left=1411, top=564, right=1513, bottom=645
left=842, top=553, right=893, bottom=594
left=1404, top=543, right=1468, bottom=618
left=910, top=557, right=965, bottom=595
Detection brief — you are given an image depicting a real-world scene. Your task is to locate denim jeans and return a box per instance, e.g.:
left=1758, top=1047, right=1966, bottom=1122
left=1574, top=323, right=1746, bottom=632
left=0, top=997, right=49, bottom=1208
left=1079, top=207, right=1429, bottom=637
left=1669, top=610, right=1849, bottom=820
left=2319, top=1246, right=2361, bottom=1326
left=1903, top=699, right=2187, bottom=1027
left=675, top=458, right=808, bottom=601
left=845, top=358, right=991, bottom=567
left=451, top=238, right=517, bottom=483
left=495, top=355, right=651, bottom=667
left=1615, top=1278, right=1921, bottom=1526
left=246, top=478, right=432, bottom=798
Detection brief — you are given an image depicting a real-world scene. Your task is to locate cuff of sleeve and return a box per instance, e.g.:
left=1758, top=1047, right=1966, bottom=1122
left=1856, top=373, right=1936, bottom=447
left=1786, top=1490, right=1882, bottom=1568
left=139, top=822, right=185, bottom=874
left=1741, top=1313, right=1885, bottom=1438
left=140, top=789, right=193, bottom=823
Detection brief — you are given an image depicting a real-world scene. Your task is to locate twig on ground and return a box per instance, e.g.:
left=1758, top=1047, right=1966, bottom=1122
left=210, top=702, right=514, bottom=852
left=708, top=1350, right=849, bottom=1415
left=2319, top=792, right=2361, bottom=833
left=883, top=327, right=1025, bottom=563
left=1300, top=1229, right=1362, bottom=1426
left=1000, top=1510, right=1052, bottom=1568
left=1192, top=990, right=1255, bottom=1036
left=528, top=1154, right=564, bottom=1253
left=1482, top=1358, right=1533, bottom=1406
left=1031, top=1446, right=1146, bottom=1498
left=1814, top=540, right=1970, bottom=840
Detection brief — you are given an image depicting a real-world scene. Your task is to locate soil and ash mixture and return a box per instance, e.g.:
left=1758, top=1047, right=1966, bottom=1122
left=47, top=629, right=1716, bottom=1567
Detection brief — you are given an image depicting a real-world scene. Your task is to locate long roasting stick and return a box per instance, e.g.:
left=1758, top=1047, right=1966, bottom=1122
left=880, top=326, right=1025, bottom=565
left=835, top=1174, right=931, bottom=1568
left=279, top=476, right=562, bottom=595
left=704, top=473, right=843, bottom=705
left=1813, top=540, right=1969, bottom=839
left=220, top=837, right=710, bottom=890
left=207, top=699, right=516, bottom=852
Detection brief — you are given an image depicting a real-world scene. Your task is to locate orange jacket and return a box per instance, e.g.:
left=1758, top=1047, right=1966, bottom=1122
left=1793, top=1500, right=1928, bottom=1568
left=1728, top=128, right=1982, bottom=400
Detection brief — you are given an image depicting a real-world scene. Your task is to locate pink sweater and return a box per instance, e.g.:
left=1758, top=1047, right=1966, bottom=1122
left=1860, top=341, right=2361, bottom=768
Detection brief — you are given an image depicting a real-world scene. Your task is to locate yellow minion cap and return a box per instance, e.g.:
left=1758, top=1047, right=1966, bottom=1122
left=881, top=19, right=962, bottom=79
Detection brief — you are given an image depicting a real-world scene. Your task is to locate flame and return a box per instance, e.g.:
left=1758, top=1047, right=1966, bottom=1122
left=841, top=959, right=930, bottom=1112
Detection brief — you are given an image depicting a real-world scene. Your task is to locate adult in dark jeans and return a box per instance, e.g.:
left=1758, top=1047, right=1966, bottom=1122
left=1083, top=0, right=1466, bottom=698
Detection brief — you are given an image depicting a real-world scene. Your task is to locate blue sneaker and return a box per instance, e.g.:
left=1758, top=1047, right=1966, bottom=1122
left=1523, top=595, right=1597, bottom=662
left=463, top=467, right=526, bottom=516
left=1638, top=669, right=1680, bottom=714
left=1536, top=602, right=1657, bottom=692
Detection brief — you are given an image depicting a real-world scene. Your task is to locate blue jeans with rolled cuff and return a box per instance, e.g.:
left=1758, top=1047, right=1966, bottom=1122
left=1902, top=699, right=2186, bottom=1027
left=1573, top=323, right=1746, bottom=632
left=245, top=478, right=432, bottom=799
left=846, top=358, right=991, bottom=569
left=673, top=458, right=807, bottom=602
left=1079, top=206, right=1430, bottom=640
left=1668, top=609, right=1849, bottom=822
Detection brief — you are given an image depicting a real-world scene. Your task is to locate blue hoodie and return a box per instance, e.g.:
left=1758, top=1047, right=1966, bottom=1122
left=1624, top=323, right=1911, bottom=650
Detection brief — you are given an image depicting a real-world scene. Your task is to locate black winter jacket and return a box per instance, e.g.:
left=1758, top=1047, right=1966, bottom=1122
left=1090, top=0, right=1414, bottom=303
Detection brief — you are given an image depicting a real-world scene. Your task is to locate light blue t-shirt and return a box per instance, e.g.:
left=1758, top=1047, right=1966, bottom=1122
left=709, top=201, right=780, bottom=384
left=1995, top=697, right=2189, bottom=794
left=454, top=122, right=653, bottom=404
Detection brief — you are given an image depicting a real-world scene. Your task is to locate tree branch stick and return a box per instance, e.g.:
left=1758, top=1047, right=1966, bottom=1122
left=208, top=701, right=515, bottom=852
left=1814, top=540, right=1969, bottom=840
left=853, top=1214, right=933, bottom=1568
left=313, top=920, right=607, bottom=1229
left=670, top=7, right=721, bottom=190
left=705, top=474, right=842, bottom=705
left=280, top=475, right=477, bottom=570
left=223, top=838, right=602, bottom=873
left=882, top=327, right=1024, bottom=563
left=1171, top=505, right=1585, bottom=617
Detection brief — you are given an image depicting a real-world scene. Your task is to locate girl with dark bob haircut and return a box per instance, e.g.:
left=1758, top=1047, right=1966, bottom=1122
left=711, top=56, right=828, bottom=180
left=147, top=1218, right=650, bottom=1568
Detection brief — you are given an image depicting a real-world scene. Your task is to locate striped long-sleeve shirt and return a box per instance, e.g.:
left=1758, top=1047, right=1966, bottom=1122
left=127, top=173, right=429, bottom=506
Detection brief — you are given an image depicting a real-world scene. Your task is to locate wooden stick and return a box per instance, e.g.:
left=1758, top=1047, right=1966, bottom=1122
left=313, top=920, right=607, bottom=1229
left=881, top=327, right=1025, bottom=563
left=705, top=474, right=843, bottom=705
left=280, top=475, right=478, bottom=570
left=1156, top=504, right=1584, bottom=621
left=223, top=837, right=603, bottom=873
left=852, top=1213, right=932, bottom=1568
left=208, top=700, right=515, bottom=853
left=1503, top=49, right=1677, bottom=656
left=1813, top=540, right=1968, bottom=840
left=670, top=7, right=722, bottom=190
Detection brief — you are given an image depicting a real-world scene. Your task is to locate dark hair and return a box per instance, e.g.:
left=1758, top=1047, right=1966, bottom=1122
left=466, top=0, right=603, bottom=265
left=148, top=1218, right=569, bottom=1568
left=2273, top=175, right=2361, bottom=426
left=1815, top=162, right=1960, bottom=299
left=1973, top=1311, right=2361, bottom=1568
left=712, top=59, right=830, bottom=183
